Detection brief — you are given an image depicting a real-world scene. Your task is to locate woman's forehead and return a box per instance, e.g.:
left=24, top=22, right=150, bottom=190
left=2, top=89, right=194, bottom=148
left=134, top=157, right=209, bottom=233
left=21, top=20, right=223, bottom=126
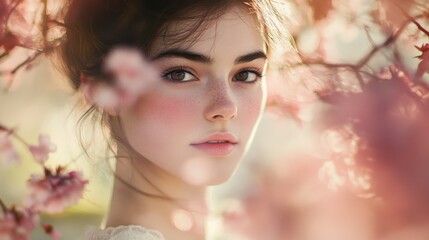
left=148, top=5, right=264, bottom=58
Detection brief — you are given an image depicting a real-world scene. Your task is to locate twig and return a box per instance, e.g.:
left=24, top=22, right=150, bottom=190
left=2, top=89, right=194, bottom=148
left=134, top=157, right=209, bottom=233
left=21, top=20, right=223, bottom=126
left=398, top=6, right=429, bottom=37
left=364, top=25, right=377, bottom=47
left=10, top=51, right=43, bottom=75
left=299, top=14, right=426, bottom=71
left=12, top=130, right=31, bottom=147
left=0, top=123, right=31, bottom=146
left=42, top=0, right=48, bottom=48
left=364, top=25, right=391, bottom=61
left=296, top=56, right=357, bottom=69
left=0, top=52, right=8, bottom=60
left=3, top=51, right=43, bottom=91
left=408, top=17, right=429, bottom=37
left=0, top=198, right=8, bottom=215
left=356, top=24, right=405, bottom=68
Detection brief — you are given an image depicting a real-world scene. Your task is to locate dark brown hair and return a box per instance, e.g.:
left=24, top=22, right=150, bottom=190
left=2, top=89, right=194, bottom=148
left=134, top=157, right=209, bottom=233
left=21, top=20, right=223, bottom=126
left=59, top=0, right=290, bottom=90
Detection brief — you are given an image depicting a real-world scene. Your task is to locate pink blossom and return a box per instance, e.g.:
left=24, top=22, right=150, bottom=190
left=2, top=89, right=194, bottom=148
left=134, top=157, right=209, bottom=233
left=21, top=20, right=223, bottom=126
left=29, top=134, right=57, bottom=164
left=103, top=47, right=159, bottom=104
left=222, top=188, right=286, bottom=239
left=0, top=207, right=39, bottom=240
left=80, top=47, right=159, bottom=114
left=0, top=129, right=20, bottom=165
left=26, top=167, right=88, bottom=214
left=318, top=161, right=345, bottom=191
left=321, top=128, right=358, bottom=155
left=266, top=68, right=319, bottom=124
left=80, top=76, right=120, bottom=115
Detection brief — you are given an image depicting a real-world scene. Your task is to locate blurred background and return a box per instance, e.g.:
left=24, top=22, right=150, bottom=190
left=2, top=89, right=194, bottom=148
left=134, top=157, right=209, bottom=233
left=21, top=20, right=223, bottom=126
left=1, top=0, right=429, bottom=239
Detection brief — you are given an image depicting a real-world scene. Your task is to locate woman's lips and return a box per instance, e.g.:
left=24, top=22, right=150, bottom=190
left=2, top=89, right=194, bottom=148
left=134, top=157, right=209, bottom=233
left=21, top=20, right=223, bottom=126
left=191, top=142, right=237, bottom=156
left=191, top=132, right=238, bottom=156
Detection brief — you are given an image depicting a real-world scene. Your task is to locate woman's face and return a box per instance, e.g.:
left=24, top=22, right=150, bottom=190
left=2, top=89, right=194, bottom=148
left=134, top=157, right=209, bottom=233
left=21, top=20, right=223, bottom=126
left=120, top=6, right=267, bottom=186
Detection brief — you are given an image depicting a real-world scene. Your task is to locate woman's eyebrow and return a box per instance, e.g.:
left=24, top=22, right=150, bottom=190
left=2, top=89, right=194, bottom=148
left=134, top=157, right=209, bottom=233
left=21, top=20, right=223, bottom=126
left=151, top=48, right=212, bottom=63
left=151, top=48, right=267, bottom=64
left=235, top=51, right=267, bottom=64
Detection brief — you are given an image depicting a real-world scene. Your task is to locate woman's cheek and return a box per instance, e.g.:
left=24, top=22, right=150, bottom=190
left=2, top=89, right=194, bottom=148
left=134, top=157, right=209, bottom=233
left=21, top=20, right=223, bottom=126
left=136, top=92, right=198, bottom=127
left=240, top=89, right=265, bottom=125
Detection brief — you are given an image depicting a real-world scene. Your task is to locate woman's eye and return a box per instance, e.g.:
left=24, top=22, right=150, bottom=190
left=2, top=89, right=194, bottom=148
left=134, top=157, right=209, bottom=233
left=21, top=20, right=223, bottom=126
left=233, top=70, right=262, bottom=83
left=163, top=68, right=196, bottom=82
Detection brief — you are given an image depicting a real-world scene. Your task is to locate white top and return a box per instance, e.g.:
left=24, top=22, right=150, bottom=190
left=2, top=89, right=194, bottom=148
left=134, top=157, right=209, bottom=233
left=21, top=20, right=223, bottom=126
left=84, top=225, right=166, bottom=240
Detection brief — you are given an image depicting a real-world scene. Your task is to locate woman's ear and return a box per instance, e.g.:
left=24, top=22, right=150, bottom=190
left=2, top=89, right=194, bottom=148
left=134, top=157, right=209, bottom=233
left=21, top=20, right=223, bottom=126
left=79, top=73, right=120, bottom=116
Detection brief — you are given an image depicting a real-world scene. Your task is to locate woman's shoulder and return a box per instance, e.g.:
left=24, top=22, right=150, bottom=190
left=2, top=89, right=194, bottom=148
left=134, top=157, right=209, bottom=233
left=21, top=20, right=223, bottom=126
left=83, top=225, right=165, bottom=240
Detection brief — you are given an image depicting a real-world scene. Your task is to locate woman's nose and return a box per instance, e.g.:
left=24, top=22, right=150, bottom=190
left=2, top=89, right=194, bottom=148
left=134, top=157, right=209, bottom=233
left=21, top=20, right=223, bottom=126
left=204, top=81, right=237, bottom=122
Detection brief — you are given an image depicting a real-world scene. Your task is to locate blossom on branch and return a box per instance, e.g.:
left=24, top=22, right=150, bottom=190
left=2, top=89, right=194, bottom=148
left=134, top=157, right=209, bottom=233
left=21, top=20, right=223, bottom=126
left=80, top=77, right=120, bottom=115
left=104, top=47, right=157, bottom=95
left=415, top=43, right=429, bottom=80
left=0, top=206, right=39, bottom=240
left=103, top=47, right=159, bottom=104
left=80, top=47, right=159, bottom=114
left=26, top=167, right=88, bottom=214
left=29, top=134, right=57, bottom=164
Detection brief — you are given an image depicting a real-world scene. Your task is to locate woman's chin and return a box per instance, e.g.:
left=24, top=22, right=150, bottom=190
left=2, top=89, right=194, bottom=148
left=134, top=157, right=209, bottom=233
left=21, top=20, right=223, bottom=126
left=179, top=165, right=237, bottom=187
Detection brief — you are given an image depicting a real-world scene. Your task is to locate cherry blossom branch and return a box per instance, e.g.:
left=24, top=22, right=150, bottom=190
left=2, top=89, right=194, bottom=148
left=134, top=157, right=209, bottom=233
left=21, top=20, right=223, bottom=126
left=0, top=51, right=8, bottom=59
left=11, top=130, right=31, bottom=147
left=1, top=123, right=87, bottom=239
left=1, top=50, right=43, bottom=91
left=297, top=58, right=358, bottom=69
left=396, top=2, right=429, bottom=37
left=356, top=21, right=408, bottom=69
left=0, top=0, right=63, bottom=92
left=9, top=51, right=43, bottom=75
left=407, top=16, right=429, bottom=37
left=0, top=124, right=30, bottom=146
left=297, top=13, right=427, bottom=77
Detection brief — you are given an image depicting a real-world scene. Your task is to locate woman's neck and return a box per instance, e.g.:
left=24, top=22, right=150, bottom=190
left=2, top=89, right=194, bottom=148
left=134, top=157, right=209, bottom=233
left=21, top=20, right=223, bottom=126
left=104, top=151, right=209, bottom=240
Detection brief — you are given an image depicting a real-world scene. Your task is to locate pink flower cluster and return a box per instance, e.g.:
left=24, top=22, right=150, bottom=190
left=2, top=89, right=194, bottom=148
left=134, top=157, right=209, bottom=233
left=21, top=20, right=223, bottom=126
left=1, top=130, right=57, bottom=165
left=80, top=47, right=159, bottom=115
left=0, top=126, right=88, bottom=239
left=0, top=207, right=38, bottom=240
left=26, top=168, right=88, bottom=214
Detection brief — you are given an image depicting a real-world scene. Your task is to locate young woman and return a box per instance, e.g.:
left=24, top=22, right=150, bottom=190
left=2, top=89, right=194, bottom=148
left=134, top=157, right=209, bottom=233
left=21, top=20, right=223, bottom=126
left=59, top=0, right=290, bottom=239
